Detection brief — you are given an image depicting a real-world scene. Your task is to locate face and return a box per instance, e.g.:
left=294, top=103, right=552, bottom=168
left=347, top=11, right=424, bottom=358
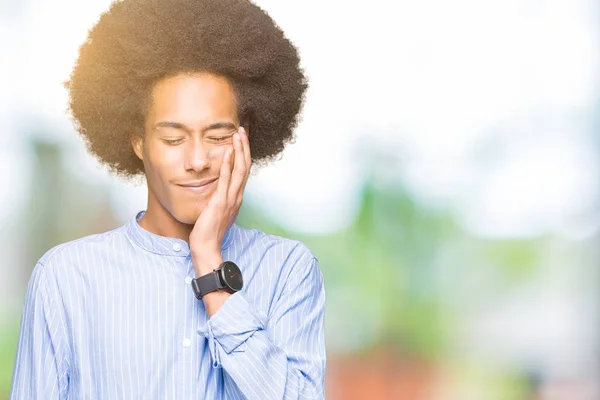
left=133, top=72, right=239, bottom=225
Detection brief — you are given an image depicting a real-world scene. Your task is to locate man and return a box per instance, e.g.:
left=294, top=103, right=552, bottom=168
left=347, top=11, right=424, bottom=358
left=10, top=0, right=325, bottom=398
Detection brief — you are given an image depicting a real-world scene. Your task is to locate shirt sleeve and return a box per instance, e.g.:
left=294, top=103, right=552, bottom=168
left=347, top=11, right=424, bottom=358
left=198, top=256, right=326, bottom=399
left=10, top=263, right=70, bottom=400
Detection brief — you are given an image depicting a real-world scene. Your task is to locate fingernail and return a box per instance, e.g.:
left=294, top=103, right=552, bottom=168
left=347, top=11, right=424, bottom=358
left=233, top=133, right=240, bottom=141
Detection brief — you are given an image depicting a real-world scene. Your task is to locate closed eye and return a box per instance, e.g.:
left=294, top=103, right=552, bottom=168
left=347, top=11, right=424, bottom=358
left=208, top=135, right=232, bottom=143
left=163, top=138, right=184, bottom=145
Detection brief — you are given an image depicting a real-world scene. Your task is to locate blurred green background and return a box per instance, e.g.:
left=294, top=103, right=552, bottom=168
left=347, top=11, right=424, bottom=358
left=1, top=0, right=599, bottom=399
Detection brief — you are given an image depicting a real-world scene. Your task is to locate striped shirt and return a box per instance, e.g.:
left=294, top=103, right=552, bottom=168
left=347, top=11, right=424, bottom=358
left=10, top=211, right=326, bottom=399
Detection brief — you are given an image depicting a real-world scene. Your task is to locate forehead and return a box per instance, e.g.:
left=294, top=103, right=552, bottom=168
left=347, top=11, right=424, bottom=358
left=148, top=72, right=237, bottom=123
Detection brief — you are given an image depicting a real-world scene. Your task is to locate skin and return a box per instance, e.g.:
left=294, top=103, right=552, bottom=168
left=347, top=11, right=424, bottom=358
left=132, top=72, right=252, bottom=317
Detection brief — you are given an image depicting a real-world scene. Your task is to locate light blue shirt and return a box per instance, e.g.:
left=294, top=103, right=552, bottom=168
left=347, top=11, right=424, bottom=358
left=10, top=211, right=326, bottom=399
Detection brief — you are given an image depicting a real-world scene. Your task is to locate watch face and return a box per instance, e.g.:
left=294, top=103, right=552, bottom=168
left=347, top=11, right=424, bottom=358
left=221, top=261, right=243, bottom=292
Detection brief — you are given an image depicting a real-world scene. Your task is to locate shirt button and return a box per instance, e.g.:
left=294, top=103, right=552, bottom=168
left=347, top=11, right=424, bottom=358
left=182, top=338, right=192, bottom=348
left=185, top=276, right=192, bottom=285
left=173, top=243, right=182, bottom=252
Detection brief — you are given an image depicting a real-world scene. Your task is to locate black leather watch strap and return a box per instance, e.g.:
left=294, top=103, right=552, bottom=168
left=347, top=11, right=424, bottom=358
left=191, top=271, right=223, bottom=300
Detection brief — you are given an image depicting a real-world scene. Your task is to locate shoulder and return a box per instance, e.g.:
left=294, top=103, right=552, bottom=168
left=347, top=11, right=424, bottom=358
left=232, top=224, right=316, bottom=261
left=36, top=224, right=127, bottom=272
left=231, top=224, right=321, bottom=282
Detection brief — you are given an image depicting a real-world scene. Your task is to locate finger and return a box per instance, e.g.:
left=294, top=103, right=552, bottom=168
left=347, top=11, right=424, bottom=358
left=238, top=127, right=252, bottom=187
left=239, top=127, right=251, bottom=168
left=228, top=132, right=247, bottom=201
left=215, top=147, right=233, bottom=202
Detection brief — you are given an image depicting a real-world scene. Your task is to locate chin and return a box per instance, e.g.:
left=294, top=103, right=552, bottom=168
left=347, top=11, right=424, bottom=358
left=171, top=204, right=205, bottom=225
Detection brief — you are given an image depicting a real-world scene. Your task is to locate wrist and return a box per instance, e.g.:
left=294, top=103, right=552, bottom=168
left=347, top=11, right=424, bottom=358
left=192, top=253, right=223, bottom=277
left=203, top=290, right=231, bottom=317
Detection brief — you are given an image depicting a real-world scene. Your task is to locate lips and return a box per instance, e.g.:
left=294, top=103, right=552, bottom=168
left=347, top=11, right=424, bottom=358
left=177, top=178, right=218, bottom=193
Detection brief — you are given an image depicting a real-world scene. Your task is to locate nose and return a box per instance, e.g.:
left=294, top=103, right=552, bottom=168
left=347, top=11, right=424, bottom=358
left=184, top=137, right=210, bottom=172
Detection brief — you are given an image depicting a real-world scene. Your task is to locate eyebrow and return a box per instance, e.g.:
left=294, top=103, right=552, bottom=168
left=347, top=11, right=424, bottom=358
left=153, top=121, right=237, bottom=133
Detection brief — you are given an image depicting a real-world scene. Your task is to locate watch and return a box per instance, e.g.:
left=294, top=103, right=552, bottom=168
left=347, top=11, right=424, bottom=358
left=191, top=261, right=243, bottom=300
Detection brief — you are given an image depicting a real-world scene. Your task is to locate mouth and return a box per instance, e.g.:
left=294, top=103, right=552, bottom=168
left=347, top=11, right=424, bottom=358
left=176, top=178, right=218, bottom=193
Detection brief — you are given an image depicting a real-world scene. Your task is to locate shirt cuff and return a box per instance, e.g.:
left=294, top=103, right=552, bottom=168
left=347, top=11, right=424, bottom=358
left=197, top=291, right=266, bottom=368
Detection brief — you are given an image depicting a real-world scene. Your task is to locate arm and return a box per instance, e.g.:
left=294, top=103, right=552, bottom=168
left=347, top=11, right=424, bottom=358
left=10, top=263, right=69, bottom=400
left=198, top=256, right=326, bottom=399
left=190, top=127, right=325, bottom=397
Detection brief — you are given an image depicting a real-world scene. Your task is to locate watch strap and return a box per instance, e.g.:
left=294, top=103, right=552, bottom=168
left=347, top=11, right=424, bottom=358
left=192, top=270, right=224, bottom=300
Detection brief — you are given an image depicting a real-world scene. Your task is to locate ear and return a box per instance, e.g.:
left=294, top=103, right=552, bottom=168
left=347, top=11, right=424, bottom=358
left=132, top=135, right=144, bottom=161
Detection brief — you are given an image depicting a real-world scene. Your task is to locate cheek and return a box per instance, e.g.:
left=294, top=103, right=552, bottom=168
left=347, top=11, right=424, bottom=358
left=208, top=145, right=228, bottom=165
left=157, top=147, right=184, bottom=167
left=146, top=144, right=180, bottom=171
left=144, top=147, right=179, bottom=190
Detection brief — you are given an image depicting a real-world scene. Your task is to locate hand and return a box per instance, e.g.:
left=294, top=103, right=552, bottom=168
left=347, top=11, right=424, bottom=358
left=189, top=126, right=251, bottom=276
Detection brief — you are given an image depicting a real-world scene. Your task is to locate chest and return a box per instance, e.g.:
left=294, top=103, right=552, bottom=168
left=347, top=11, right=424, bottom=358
left=62, top=260, right=221, bottom=397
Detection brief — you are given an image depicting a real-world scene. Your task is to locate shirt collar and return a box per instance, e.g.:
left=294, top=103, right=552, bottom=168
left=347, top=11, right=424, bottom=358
left=125, top=210, right=236, bottom=257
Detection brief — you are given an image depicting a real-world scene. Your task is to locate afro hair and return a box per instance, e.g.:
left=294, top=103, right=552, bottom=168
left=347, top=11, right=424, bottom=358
left=67, top=0, right=308, bottom=178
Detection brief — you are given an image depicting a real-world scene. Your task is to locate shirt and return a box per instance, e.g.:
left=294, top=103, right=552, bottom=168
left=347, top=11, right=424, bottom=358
left=10, top=211, right=326, bottom=399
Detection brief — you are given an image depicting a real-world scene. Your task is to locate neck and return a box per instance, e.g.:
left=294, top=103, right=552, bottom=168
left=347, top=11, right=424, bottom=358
left=138, top=195, right=193, bottom=243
